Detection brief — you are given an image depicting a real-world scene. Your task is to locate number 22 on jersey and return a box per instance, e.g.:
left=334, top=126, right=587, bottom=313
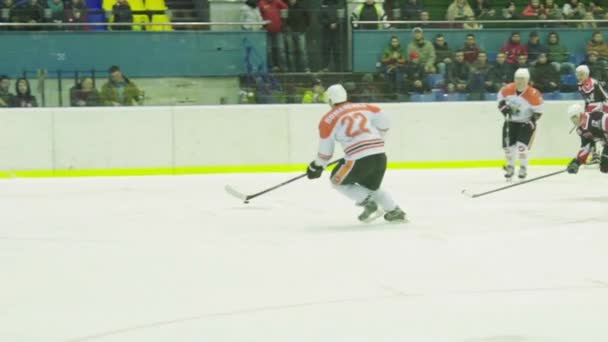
left=341, top=112, right=371, bottom=138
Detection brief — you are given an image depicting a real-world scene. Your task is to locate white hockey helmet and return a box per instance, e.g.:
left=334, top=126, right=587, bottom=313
left=514, top=68, right=530, bottom=80
left=567, top=103, right=584, bottom=126
left=327, top=84, right=348, bottom=107
left=576, top=64, right=590, bottom=76
left=514, top=68, right=530, bottom=91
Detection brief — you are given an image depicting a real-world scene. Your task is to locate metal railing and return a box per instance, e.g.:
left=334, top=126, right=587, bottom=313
left=0, top=21, right=270, bottom=28
left=353, top=18, right=608, bottom=25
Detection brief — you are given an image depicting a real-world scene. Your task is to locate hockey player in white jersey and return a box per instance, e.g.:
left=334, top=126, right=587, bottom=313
left=305, top=84, right=406, bottom=223
left=497, top=68, right=544, bottom=180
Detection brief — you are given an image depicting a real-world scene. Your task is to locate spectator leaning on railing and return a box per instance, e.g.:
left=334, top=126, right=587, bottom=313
left=65, top=0, right=88, bottom=28
left=351, top=0, right=388, bottom=30
left=407, top=27, right=435, bottom=73
left=101, top=65, right=143, bottom=106
left=0, top=75, right=14, bottom=107
left=240, top=0, right=264, bottom=30
left=112, top=0, right=133, bottom=31
left=547, top=32, right=574, bottom=74
left=445, top=0, right=474, bottom=21
left=17, top=0, right=44, bottom=29
left=13, top=78, right=37, bottom=107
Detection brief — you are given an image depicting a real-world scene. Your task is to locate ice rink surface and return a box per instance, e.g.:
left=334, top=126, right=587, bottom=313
left=1, top=167, right=608, bottom=342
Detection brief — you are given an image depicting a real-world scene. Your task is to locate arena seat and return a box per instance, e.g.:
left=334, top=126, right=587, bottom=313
left=436, top=92, right=467, bottom=102
left=132, top=14, right=150, bottom=31
left=410, top=94, right=435, bottom=102
left=145, top=0, right=167, bottom=10
left=146, top=14, right=172, bottom=31
left=86, top=0, right=102, bottom=9
left=484, top=93, right=497, bottom=101
left=561, top=74, right=577, bottom=87
left=559, top=92, right=583, bottom=100
left=542, top=91, right=561, bottom=100
left=426, top=73, right=444, bottom=89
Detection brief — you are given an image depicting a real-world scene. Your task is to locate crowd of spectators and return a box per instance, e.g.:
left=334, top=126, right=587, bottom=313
left=0, top=65, right=144, bottom=108
left=377, top=27, right=608, bottom=99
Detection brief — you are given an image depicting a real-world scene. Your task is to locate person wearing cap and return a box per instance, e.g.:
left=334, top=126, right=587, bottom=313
left=587, top=31, right=608, bottom=60
left=500, top=32, right=528, bottom=65
left=351, top=0, right=389, bottom=30
left=404, top=50, right=428, bottom=93
left=565, top=103, right=608, bottom=174
left=497, top=68, right=543, bottom=180
left=305, top=84, right=407, bottom=223
left=100, top=65, right=144, bottom=106
left=301, top=79, right=328, bottom=103
left=407, top=27, right=436, bottom=73
left=445, top=0, right=474, bottom=21
left=381, top=35, right=407, bottom=97
left=526, top=31, right=548, bottom=65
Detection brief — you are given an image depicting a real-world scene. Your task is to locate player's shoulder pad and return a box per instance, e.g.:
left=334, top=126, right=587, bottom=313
left=500, top=83, right=516, bottom=96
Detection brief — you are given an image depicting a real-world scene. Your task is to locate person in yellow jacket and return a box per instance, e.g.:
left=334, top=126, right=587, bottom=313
left=351, top=0, right=389, bottom=30
left=100, top=65, right=144, bottom=106
left=302, top=79, right=328, bottom=103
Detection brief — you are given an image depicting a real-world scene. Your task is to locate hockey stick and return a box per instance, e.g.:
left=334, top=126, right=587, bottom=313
left=225, top=160, right=340, bottom=203
left=461, top=169, right=567, bottom=199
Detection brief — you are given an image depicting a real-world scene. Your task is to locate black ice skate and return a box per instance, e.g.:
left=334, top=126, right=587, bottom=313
left=503, top=165, right=515, bottom=181
left=384, top=207, right=407, bottom=223
left=518, top=166, right=527, bottom=180
left=589, top=152, right=600, bottom=165
left=357, top=196, right=382, bottom=223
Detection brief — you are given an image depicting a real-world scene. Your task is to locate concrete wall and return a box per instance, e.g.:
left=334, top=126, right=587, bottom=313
left=0, top=101, right=580, bottom=174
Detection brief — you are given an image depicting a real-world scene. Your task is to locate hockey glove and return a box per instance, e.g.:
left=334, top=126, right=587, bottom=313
left=567, top=159, right=581, bottom=174
left=306, top=161, right=323, bottom=179
left=498, top=100, right=512, bottom=117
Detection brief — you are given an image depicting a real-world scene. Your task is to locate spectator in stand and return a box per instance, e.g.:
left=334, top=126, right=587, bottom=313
left=382, top=35, right=406, bottom=96
left=301, top=78, right=328, bottom=103
left=404, top=50, right=429, bottom=94
left=47, top=0, right=65, bottom=25
left=112, top=0, right=133, bottom=30
left=70, top=77, right=101, bottom=106
left=12, top=78, right=37, bottom=107
left=563, top=0, right=595, bottom=28
left=0, top=75, right=14, bottom=107
left=473, top=0, right=496, bottom=19
left=319, top=0, right=340, bottom=72
left=418, top=10, right=433, bottom=28
left=522, top=0, right=546, bottom=19
left=402, top=0, right=424, bottom=20
left=240, top=0, right=264, bottom=30
left=65, top=0, right=88, bottom=29
left=1, top=0, right=18, bottom=27
left=582, top=51, right=608, bottom=86
left=544, top=0, right=563, bottom=20
left=530, top=53, right=559, bottom=92
left=487, top=52, right=511, bottom=92
left=259, top=0, right=288, bottom=72
left=351, top=73, right=386, bottom=102
left=469, top=50, right=492, bottom=99
left=18, top=0, right=44, bottom=29
left=433, top=33, right=453, bottom=76
left=502, top=1, right=520, bottom=20
left=587, top=31, right=608, bottom=60
left=511, top=54, right=530, bottom=74
left=447, top=49, right=470, bottom=93
left=101, top=65, right=144, bottom=106
left=588, top=1, right=608, bottom=19
left=351, top=0, right=388, bottom=30
left=500, top=32, right=527, bottom=65
left=285, top=0, right=310, bottom=72
left=446, top=0, right=474, bottom=21
left=407, top=27, right=436, bottom=73
left=462, top=15, right=482, bottom=29
left=547, top=31, right=574, bottom=74
left=527, top=31, right=548, bottom=64
left=463, top=33, right=480, bottom=64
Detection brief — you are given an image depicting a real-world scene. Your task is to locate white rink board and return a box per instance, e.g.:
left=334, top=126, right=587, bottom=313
left=0, top=102, right=581, bottom=171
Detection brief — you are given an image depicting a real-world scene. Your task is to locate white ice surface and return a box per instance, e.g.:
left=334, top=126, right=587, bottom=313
left=1, top=167, right=608, bottom=342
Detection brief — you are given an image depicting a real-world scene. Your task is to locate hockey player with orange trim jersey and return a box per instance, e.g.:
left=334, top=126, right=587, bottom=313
left=497, top=68, right=544, bottom=180
left=305, top=84, right=406, bottom=223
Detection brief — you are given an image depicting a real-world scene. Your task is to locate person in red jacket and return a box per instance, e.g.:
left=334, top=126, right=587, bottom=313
left=500, top=32, right=528, bottom=65
left=258, top=0, right=288, bottom=72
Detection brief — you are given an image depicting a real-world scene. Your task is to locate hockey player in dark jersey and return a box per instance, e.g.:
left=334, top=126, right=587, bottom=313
left=565, top=103, right=608, bottom=174
left=576, top=64, right=608, bottom=164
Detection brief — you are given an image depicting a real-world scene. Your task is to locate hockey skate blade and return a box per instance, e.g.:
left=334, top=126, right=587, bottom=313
left=360, top=209, right=385, bottom=223
left=224, top=185, right=249, bottom=202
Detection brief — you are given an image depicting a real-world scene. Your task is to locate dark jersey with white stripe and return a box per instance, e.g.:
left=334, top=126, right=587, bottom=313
left=574, top=111, right=608, bottom=163
left=578, top=78, right=608, bottom=111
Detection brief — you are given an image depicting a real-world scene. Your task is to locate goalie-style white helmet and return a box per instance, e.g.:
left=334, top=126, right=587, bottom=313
left=514, top=68, right=530, bottom=80
left=327, top=84, right=347, bottom=107
left=567, top=103, right=584, bottom=127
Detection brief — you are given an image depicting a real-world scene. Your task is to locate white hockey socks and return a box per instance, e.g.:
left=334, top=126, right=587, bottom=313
left=371, top=188, right=398, bottom=212
left=333, top=183, right=372, bottom=204
left=504, top=145, right=517, bottom=167
left=517, top=142, right=529, bottom=169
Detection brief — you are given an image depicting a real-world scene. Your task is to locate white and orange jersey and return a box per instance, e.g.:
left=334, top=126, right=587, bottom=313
left=314, top=102, right=389, bottom=166
left=497, top=83, right=544, bottom=123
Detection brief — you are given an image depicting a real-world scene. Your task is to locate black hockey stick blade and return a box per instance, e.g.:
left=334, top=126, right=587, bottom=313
left=462, top=169, right=568, bottom=199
